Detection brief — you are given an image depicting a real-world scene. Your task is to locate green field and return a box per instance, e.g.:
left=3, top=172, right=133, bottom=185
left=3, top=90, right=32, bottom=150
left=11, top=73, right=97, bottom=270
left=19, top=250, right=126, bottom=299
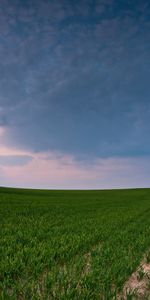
left=0, top=187, right=150, bottom=299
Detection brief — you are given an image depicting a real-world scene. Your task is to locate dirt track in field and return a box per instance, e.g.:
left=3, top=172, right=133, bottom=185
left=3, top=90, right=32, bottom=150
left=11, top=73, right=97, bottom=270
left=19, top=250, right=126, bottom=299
left=118, top=251, right=150, bottom=299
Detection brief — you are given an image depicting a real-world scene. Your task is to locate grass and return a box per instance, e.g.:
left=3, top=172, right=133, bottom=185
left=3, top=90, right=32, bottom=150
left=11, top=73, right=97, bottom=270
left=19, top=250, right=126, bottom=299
left=0, top=187, right=150, bottom=299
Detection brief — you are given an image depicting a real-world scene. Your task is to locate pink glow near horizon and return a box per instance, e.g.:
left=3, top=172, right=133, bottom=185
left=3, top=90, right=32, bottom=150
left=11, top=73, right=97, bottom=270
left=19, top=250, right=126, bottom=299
left=1, top=149, right=150, bottom=189
left=0, top=126, right=149, bottom=189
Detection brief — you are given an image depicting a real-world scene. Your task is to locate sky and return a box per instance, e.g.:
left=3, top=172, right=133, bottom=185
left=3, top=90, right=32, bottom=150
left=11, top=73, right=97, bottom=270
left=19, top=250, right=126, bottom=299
left=0, top=0, right=150, bottom=189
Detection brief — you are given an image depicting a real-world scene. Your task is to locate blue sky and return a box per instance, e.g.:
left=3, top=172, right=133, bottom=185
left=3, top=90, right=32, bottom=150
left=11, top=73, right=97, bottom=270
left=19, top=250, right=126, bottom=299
left=0, top=0, right=150, bottom=189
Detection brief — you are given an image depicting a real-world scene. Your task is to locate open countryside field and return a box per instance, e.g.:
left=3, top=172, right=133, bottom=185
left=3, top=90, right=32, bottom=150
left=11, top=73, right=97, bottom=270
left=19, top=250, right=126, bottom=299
left=0, top=187, right=150, bottom=299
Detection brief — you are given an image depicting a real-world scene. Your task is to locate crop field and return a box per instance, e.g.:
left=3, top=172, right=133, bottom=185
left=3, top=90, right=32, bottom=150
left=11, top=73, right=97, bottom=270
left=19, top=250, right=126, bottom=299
left=0, top=187, right=150, bottom=299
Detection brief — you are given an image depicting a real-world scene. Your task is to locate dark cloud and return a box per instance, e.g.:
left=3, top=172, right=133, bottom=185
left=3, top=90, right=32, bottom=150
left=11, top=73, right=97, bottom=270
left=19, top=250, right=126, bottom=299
left=0, top=0, right=150, bottom=159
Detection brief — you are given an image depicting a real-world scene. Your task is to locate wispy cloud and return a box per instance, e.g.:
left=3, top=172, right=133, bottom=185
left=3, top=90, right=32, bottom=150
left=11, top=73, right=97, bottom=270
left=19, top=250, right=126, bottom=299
left=0, top=155, right=33, bottom=166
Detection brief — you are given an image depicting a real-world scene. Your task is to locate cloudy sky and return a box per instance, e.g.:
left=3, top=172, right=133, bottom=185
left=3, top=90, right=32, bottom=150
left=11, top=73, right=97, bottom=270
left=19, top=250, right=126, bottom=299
left=0, top=0, right=150, bottom=189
